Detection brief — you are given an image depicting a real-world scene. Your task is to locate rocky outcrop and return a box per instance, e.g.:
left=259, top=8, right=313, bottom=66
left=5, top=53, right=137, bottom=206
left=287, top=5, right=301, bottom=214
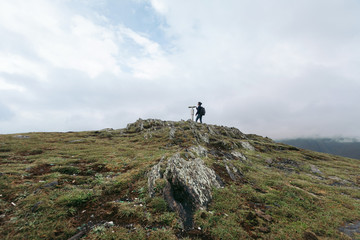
left=189, top=145, right=207, bottom=158
left=125, top=118, right=248, bottom=143
left=126, top=119, right=168, bottom=132
left=240, top=141, right=255, bottom=151
left=148, top=153, right=224, bottom=229
left=223, top=160, right=243, bottom=181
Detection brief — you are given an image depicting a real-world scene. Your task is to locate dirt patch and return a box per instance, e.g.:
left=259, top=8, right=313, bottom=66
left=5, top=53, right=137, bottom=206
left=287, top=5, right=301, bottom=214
left=63, top=162, right=112, bottom=176
left=119, top=165, right=133, bottom=173
left=1, top=155, right=32, bottom=164
left=91, top=163, right=110, bottom=173
left=212, top=163, right=234, bottom=184
left=253, top=142, right=272, bottom=153
left=26, top=164, right=52, bottom=175
left=75, top=202, right=121, bottom=224
left=74, top=181, right=141, bottom=225
left=212, top=163, right=245, bottom=184
left=19, top=149, right=44, bottom=156
left=72, top=199, right=149, bottom=240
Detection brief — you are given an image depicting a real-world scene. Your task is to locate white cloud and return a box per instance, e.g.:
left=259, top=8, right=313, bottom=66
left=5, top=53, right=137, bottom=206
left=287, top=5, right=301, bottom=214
left=127, top=56, right=173, bottom=79
left=1, top=0, right=360, bottom=139
left=0, top=0, right=177, bottom=133
left=120, top=27, right=161, bottom=56
left=0, top=0, right=60, bottom=35
left=35, top=15, right=122, bottom=78
left=0, top=53, right=47, bottom=81
left=150, top=0, right=168, bottom=14
left=0, top=0, right=121, bottom=79
left=0, top=77, right=26, bottom=92
left=0, top=0, right=172, bottom=80
left=145, top=0, right=360, bottom=138
left=117, top=26, right=174, bottom=79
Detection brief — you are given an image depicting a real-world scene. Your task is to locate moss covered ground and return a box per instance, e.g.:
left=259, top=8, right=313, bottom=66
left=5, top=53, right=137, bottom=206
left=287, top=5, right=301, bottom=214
left=0, top=119, right=359, bottom=239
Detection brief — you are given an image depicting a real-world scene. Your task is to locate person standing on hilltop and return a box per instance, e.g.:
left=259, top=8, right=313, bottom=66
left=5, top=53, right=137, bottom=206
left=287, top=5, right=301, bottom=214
left=195, top=102, right=206, bottom=123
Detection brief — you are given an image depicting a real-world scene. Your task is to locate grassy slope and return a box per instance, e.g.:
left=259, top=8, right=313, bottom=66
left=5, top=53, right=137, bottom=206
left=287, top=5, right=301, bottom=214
left=0, top=120, right=359, bottom=240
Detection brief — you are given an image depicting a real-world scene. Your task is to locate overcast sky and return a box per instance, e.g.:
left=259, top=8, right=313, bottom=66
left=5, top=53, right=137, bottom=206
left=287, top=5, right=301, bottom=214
left=0, top=0, right=359, bottom=139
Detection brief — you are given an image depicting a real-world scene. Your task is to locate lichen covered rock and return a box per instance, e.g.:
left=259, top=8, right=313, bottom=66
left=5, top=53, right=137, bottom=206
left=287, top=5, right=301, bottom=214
left=148, top=153, right=223, bottom=229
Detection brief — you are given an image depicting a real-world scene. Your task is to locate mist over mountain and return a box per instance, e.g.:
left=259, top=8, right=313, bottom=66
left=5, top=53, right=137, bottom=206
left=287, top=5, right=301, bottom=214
left=277, top=138, right=360, bottom=160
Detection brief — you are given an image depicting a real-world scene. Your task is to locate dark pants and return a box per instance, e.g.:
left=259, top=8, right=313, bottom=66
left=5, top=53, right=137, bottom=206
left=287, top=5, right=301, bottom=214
left=196, top=114, right=203, bottom=123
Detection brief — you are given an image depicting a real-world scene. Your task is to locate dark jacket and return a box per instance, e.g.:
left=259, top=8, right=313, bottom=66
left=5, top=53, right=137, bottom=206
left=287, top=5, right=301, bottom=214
left=196, top=106, right=204, bottom=116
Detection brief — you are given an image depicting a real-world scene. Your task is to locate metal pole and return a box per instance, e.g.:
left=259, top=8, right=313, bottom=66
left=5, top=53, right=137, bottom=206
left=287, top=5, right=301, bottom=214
left=188, top=106, right=196, bottom=121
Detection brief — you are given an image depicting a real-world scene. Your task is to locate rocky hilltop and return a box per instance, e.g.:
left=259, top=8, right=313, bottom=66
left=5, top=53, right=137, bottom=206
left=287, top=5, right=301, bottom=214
left=0, top=119, right=359, bottom=239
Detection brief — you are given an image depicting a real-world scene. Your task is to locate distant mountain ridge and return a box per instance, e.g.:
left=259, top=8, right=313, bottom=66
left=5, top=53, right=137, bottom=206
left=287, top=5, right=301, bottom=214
left=277, top=138, right=360, bottom=160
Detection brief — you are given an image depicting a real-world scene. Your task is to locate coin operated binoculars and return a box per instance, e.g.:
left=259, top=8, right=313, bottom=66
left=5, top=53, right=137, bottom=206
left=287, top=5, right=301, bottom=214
left=188, top=106, right=196, bottom=121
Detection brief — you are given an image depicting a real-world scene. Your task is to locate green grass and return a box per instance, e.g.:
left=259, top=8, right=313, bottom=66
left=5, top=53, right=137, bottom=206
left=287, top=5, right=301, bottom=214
left=0, top=120, right=359, bottom=239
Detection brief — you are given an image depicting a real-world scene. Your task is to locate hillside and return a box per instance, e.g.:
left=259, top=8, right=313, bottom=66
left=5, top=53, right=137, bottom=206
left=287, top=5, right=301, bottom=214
left=0, top=119, right=359, bottom=240
left=278, top=138, right=360, bottom=160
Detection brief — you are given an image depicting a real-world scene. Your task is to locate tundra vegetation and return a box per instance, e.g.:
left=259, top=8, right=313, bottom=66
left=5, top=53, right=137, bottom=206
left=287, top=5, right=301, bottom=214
left=0, top=119, right=359, bottom=239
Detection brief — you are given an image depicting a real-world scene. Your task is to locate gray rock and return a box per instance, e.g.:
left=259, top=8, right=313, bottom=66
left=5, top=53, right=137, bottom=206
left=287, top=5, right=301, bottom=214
left=143, top=130, right=153, bottom=139
left=13, top=135, right=30, bottom=139
left=224, top=160, right=243, bottom=181
left=104, top=221, right=114, bottom=227
left=193, top=129, right=209, bottom=144
left=164, top=154, right=223, bottom=207
left=126, top=119, right=169, bottom=133
left=148, top=158, right=165, bottom=197
left=310, top=164, right=323, bottom=175
left=148, top=153, right=223, bottom=229
left=189, top=145, right=207, bottom=158
left=169, top=127, right=176, bottom=139
left=339, top=220, right=360, bottom=240
left=222, top=127, right=246, bottom=139
left=231, top=151, right=247, bottom=161
left=274, top=158, right=301, bottom=173
left=207, top=126, right=218, bottom=135
left=240, top=141, right=255, bottom=151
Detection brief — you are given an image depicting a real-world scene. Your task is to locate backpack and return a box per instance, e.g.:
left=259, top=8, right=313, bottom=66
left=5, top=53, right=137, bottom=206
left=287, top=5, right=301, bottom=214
left=200, top=107, right=206, bottom=116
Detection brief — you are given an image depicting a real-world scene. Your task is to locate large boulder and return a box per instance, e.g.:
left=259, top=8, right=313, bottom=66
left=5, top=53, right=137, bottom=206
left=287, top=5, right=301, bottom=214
left=148, top=153, right=223, bottom=229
